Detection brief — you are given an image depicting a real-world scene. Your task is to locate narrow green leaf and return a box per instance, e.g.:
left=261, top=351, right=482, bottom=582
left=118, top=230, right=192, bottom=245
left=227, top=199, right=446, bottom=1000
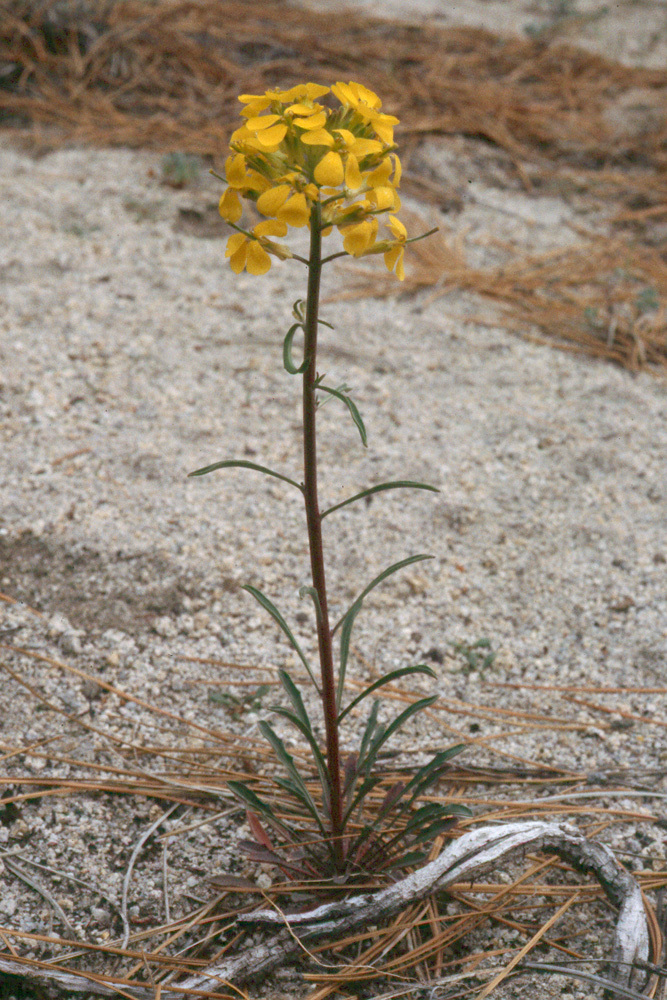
left=338, top=665, right=436, bottom=723
left=227, top=781, right=294, bottom=838
left=385, top=850, right=427, bottom=870
left=271, top=707, right=331, bottom=810
left=337, top=600, right=362, bottom=709
left=277, top=670, right=311, bottom=731
left=404, top=745, right=467, bottom=806
left=187, top=459, right=303, bottom=492
left=283, top=322, right=308, bottom=375
left=292, top=298, right=305, bottom=322
left=332, top=554, right=434, bottom=636
left=274, top=672, right=331, bottom=797
left=243, top=586, right=318, bottom=690
left=322, top=481, right=439, bottom=519
left=227, top=780, right=275, bottom=817
left=365, top=696, right=438, bottom=776
left=259, top=721, right=326, bottom=834
left=357, top=700, right=381, bottom=776
left=343, top=774, right=385, bottom=824
left=317, top=384, right=367, bottom=446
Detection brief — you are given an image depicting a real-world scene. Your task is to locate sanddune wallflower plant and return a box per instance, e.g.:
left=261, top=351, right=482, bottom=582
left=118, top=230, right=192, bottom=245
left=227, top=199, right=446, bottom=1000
left=190, top=81, right=469, bottom=881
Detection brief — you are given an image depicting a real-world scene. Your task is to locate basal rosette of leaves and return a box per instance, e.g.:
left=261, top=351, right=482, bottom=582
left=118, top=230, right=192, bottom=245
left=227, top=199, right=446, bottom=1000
left=192, top=81, right=469, bottom=883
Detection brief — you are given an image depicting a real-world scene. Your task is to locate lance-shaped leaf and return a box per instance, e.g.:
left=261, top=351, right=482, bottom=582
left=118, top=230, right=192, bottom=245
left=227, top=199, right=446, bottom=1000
left=337, top=599, right=362, bottom=708
left=188, top=459, right=303, bottom=492
left=242, top=585, right=319, bottom=691
left=273, top=670, right=330, bottom=803
left=364, top=696, right=438, bottom=778
left=338, top=664, right=436, bottom=723
left=316, top=384, right=367, bottom=446
left=258, top=721, right=326, bottom=834
left=227, top=781, right=297, bottom=840
left=322, top=480, right=439, bottom=519
left=333, top=553, right=434, bottom=637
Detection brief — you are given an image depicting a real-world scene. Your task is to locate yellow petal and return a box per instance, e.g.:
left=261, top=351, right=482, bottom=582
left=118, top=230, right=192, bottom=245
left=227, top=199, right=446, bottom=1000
left=240, top=98, right=273, bottom=117
left=254, top=219, right=288, bottom=238
left=245, top=114, right=281, bottom=131
left=333, top=128, right=355, bottom=148
left=367, top=159, right=392, bottom=187
left=300, top=128, right=335, bottom=147
left=286, top=102, right=323, bottom=116
left=256, top=184, right=291, bottom=217
left=395, top=253, right=405, bottom=281
left=349, top=137, right=383, bottom=157
left=386, top=215, right=407, bottom=241
left=392, top=154, right=402, bottom=188
left=225, top=232, right=246, bottom=256
left=371, top=118, right=395, bottom=144
left=303, top=83, right=330, bottom=101
left=314, top=151, right=344, bottom=187
left=219, top=188, right=243, bottom=223
left=352, top=82, right=382, bottom=109
left=384, top=245, right=401, bottom=271
left=342, top=218, right=377, bottom=256
left=368, top=185, right=397, bottom=211
left=246, top=241, right=272, bottom=275
left=344, top=154, right=363, bottom=192
left=227, top=238, right=248, bottom=274
left=278, top=192, right=310, bottom=228
left=225, top=153, right=247, bottom=188
left=292, top=111, right=327, bottom=130
left=255, top=123, right=288, bottom=147
left=331, top=81, right=356, bottom=107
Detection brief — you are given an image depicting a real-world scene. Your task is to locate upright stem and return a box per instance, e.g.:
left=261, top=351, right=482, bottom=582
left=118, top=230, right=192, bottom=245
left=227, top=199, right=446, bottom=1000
left=302, top=202, right=344, bottom=869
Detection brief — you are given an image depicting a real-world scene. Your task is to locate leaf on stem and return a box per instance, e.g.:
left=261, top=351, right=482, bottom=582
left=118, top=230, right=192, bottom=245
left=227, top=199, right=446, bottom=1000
left=283, top=322, right=309, bottom=375
left=187, top=459, right=303, bottom=492
left=337, top=664, right=436, bottom=722
left=316, top=384, right=367, bottom=446
left=321, top=480, right=439, bottom=519
left=333, top=553, right=434, bottom=637
left=298, top=584, right=322, bottom=625
left=259, top=721, right=327, bottom=834
left=242, top=585, right=319, bottom=691
left=273, top=670, right=331, bottom=808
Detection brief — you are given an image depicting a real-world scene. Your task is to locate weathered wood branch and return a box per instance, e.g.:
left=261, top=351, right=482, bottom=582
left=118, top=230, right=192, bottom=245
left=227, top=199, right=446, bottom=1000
left=0, top=822, right=655, bottom=999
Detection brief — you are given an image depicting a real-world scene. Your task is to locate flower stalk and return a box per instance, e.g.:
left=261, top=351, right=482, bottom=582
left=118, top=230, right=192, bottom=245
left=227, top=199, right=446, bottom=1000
left=301, top=200, right=344, bottom=864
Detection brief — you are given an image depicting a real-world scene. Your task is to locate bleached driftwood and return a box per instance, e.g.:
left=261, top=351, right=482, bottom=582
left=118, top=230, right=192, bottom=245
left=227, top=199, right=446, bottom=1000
left=0, top=821, right=654, bottom=998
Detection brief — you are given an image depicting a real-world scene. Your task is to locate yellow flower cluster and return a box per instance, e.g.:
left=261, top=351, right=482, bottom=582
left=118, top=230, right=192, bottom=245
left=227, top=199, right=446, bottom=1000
left=219, top=81, right=408, bottom=278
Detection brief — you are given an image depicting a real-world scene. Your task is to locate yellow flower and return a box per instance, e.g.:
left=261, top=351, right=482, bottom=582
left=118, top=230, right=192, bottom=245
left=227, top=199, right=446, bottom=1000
left=365, top=159, right=401, bottom=211
left=257, top=185, right=311, bottom=228
left=225, top=219, right=291, bottom=275
left=341, top=217, right=378, bottom=257
left=383, top=215, right=407, bottom=281
left=219, top=187, right=242, bottom=223
left=238, top=83, right=330, bottom=118
left=331, top=81, right=382, bottom=111
left=244, top=114, right=288, bottom=149
left=331, top=81, right=399, bottom=144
